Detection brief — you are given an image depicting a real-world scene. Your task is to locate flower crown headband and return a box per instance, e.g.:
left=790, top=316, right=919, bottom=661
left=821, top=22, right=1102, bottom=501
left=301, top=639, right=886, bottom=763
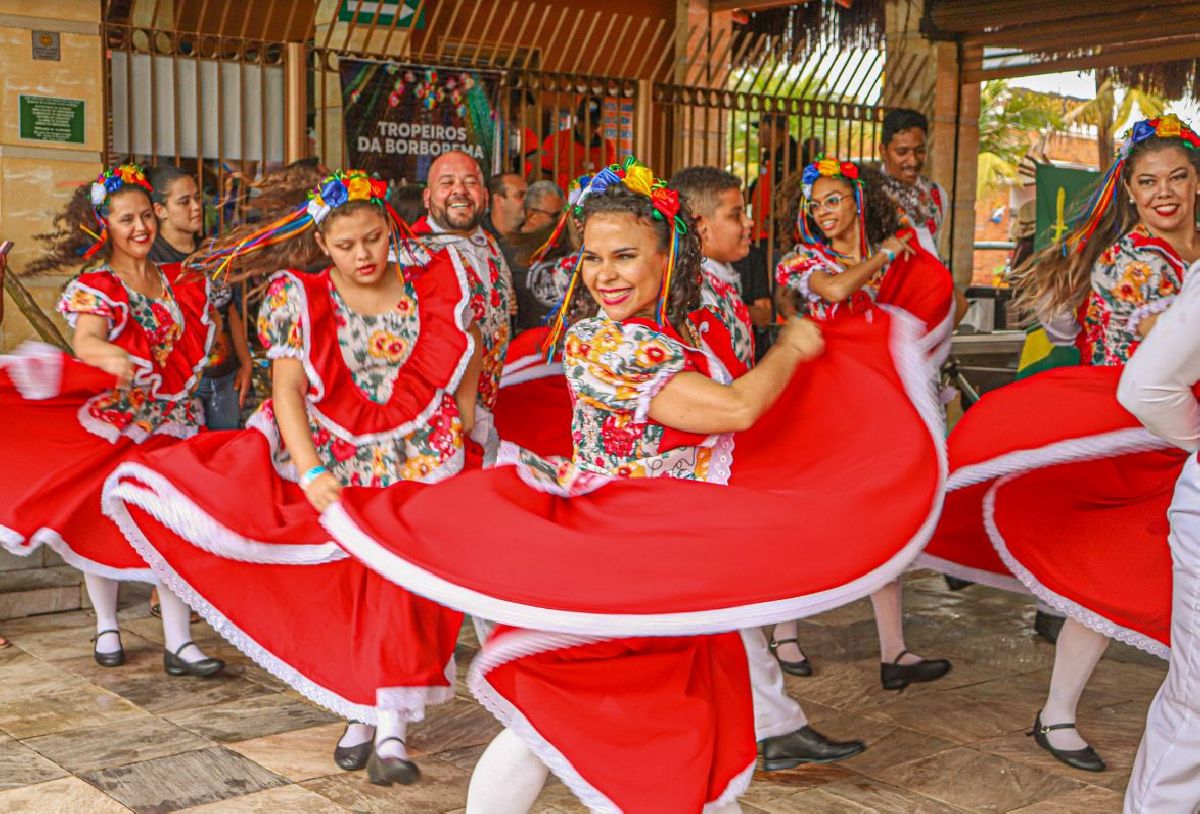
left=799, top=156, right=868, bottom=259
left=541, top=155, right=687, bottom=357
left=1067, top=114, right=1200, bottom=255
left=187, top=169, right=409, bottom=281
left=80, top=164, right=155, bottom=260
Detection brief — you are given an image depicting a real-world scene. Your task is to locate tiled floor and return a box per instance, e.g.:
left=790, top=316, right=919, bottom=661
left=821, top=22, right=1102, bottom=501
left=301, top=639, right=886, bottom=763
left=0, top=573, right=1164, bottom=813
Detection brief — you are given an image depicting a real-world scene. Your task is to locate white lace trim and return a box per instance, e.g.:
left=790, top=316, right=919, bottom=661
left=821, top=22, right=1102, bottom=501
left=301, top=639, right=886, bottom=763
left=947, top=427, right=1173, bottom=491
left=499, top=361, right=563, bottom=388
left=704, top=761, right=756, bottom=812
left=912, top=552, right=1028, bottom=593
left=1126, top=296, right=1176, bottom=338
left=74, top=395, right=201, bottom=444
left=102, top=464, right=348, bottom=565
left=983, top=476, right=1170, bottom=660
left=501, top=351, right=547, bottom=379
left=265, top=263, right=475, bottom=448
left=0, top=342, right=65, bottom=399
left=632, top=362, right=686, bottom=425
left=0, top=523, right=155, bottom=582
left=102, top=480, right=452, bottom=724
left=58, top=280, right=130, bottom=341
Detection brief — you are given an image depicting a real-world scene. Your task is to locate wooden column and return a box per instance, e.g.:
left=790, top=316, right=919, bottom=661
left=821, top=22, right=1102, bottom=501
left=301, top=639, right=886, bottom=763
left=285, top=42, right=308, bottom=163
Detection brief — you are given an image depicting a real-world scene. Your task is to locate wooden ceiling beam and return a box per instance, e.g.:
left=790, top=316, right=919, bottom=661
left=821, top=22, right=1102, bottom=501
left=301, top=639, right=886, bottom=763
left=964, top=38, right=1200, bottom=83
left=929, top=0, right=1191, bottom=34
left=965, top=11, right=1200, bottom=52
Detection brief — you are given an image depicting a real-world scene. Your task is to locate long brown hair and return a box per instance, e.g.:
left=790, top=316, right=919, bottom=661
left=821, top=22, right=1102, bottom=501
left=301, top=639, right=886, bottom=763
left=1012, top=136, right=1200, bottom=315
left=26, top=184, right=152, bottom=276
left=564, top=183, right=702, bottom=330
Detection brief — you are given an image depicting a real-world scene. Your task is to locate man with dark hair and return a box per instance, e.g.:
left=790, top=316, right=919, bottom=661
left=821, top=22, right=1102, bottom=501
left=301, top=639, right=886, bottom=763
left=483, top=172, right=527, bottom=239
left=878, top=107, right=947, bottom=257
left=749, top=113, right=802, bottom=244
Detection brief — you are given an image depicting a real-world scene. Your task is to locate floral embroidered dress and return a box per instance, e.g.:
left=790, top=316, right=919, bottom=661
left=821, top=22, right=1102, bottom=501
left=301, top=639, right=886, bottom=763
left=256, top=272, right=464, bottom=487
left=505, top=316, right=734, bottom=496
left=775, top=242, right=890, bottom=320
left=701, top=259, right=755, bottom=370
left=0, top=261, right=213, bottom=580
left=1076, top=224, right=1188, bottom=366
left=99, top=250, right=473, bottom=725
left=923, top=225, right=1194, bottom=655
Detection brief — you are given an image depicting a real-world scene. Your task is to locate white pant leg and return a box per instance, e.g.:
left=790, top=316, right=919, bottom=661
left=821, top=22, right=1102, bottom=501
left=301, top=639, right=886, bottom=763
left=471, top=616, right=495, bottom=644
left=740, top=628, right=807, bottom=740
left=1126, top=458, right=1200, bottom=814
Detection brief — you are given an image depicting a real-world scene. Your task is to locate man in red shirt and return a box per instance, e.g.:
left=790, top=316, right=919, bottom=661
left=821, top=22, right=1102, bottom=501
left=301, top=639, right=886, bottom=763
left=540, top=97, right=617, bottom=190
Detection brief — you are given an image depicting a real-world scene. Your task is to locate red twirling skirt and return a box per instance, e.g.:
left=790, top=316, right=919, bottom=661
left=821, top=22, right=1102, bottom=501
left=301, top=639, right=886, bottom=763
left=0, top=345, right=170, bottom=580
left=921, top=365, right=1187, bottom=656
left=102, top=428, right=464, bottom=724
left=322, top=311, right=945, bottom=811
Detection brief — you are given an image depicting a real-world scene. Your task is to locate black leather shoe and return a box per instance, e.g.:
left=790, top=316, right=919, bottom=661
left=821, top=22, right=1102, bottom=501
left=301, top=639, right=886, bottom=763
left=163, top=641, right=225, bottom=678
left=944, top=575, right=975, bottom=591
left=758, top=726, right=866, bottom=771
left=92, top=629, right=124, bottom=668
left=881, top=650, right=951, bottom=690
left=768, top=637, right=813, bottom=677
left=333, top=728, right=373, bottom=772
left=366, top=738, right=420, bottom=786
left=1034, top=610, right=1066, bottom=644
left=1029, top=713, right=1106, bottom=772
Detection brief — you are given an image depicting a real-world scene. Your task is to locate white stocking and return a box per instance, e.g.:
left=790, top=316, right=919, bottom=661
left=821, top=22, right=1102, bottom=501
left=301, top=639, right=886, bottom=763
left=84, top=574, right=121, bottom=654
left=338, top=722, right=374, bottom=748
left=158, top=584, right=214, bottom=663
left=1041, top=618, right=1109, bottom=750
left=870, top=581, right=921, bottom=664
left=466, top=729, right=549, bottom=814
left=374, top=710, right=409, bottom=760
left=769, top=619, right=806, bottom=663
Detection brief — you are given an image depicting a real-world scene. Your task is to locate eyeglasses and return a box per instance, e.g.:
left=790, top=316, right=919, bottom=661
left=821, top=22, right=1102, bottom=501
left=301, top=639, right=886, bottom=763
left=525, top=207, right=560, bottom=219
left=806, top=194, right=847, bottom=214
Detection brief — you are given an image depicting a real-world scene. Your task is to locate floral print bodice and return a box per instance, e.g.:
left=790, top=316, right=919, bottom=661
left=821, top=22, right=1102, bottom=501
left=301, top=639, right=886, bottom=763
left=507, top=318, right=733, bottom=495
left=701, top=261, right=754, bottom=369
left=256, top=274, right=464, bottom=487
left=58, top=266, right=202, bottom=440
left=775, top=244, right=889, bottom=320
left=1077, top=225, right=1188, bottom=366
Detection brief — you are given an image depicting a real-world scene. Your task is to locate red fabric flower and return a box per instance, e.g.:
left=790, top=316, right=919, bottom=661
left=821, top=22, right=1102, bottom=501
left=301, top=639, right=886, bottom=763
left=839, top=162, right=859, bottom=180
left=601, top=415, right=638, bottom=458
left=650, top=187, right=680, bottom=222
left=369, top=178, right=388, bottom=200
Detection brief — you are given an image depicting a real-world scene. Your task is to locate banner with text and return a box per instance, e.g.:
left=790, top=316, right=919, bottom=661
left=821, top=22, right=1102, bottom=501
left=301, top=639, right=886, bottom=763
left=340, top=60, right=501, bottom=183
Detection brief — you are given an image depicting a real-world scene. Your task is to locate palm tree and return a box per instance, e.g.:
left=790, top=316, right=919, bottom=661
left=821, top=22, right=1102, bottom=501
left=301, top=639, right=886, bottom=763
left=977, top=79, right=1065, bottom=197
left=1064, top=77, right=1165, bottom=168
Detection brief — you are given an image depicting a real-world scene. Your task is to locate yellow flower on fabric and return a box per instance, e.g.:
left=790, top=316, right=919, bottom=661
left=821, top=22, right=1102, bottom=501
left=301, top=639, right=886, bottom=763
left=1158, top=115, right=1183, bottom=139
left=817, top=158, right=842, bottom=177
left=346, top=176, right=372, bottom=201
left=634, top=338, right=672, bottom=369
left=623, top=165, right=654, bottom=197
left=368, top=329, right=408, bottom=362
left=591, top=324, right=622, bottom=355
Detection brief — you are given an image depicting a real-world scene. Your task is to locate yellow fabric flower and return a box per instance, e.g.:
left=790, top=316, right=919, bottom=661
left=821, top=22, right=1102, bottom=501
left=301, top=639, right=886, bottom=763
left=622, top=165, right=654, bottom=197
left=817, top=157, right=842, bottom=177
left=1158, top=115, right=1183, bottom=139
left=346, top=176, right=372, bottom=201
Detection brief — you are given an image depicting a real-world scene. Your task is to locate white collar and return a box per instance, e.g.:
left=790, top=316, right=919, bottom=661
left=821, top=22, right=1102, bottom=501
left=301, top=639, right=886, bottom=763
left=702, top=258, right=739, bottom=285
left=427, top=216, right=490, bottom=248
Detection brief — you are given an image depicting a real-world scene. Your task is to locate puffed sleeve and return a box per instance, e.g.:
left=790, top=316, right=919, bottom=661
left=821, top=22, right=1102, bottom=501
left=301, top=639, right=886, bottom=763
left=57, top=276, right=119, bottom=329
left=1093, top=243, right=1178, bottom=336
left=564, top=319, right=690, bottom=423
left=774, top=246, right=829, bottom=303
left=256, top=274, right=306, bottom=359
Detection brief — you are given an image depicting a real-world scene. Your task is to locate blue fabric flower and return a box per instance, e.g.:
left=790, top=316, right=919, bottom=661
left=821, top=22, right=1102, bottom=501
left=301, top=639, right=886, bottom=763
left=321, top=178, right=348, bottom=208
left=104, top=175, right=124, bottom=193
left=801, top=164, right=821, bottom=186
left=1130, top=119, right=1157, bottom=144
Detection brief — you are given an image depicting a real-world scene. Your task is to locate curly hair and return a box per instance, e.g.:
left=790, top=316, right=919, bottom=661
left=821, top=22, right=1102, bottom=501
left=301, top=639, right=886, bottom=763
left=564, top=183, right=702, bottom=329
left=1012, top=136, right=1200, bottom=316
left=26, top=183, right=153, bottom=276
left=781, top=163, right=904, bottom=253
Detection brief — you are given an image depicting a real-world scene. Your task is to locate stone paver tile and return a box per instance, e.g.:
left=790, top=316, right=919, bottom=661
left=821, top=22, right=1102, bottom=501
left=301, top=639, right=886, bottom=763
left=739, top=763, right=857, bottom=805
left=0, top=776, right=131, bottom=813
left=179, top=783, right=347, bottom=812
left=163, top=692, right=339, bottom=743
left=0, top=733, right=68, bottom=789
left=22, top=715, right=211, bottom=775
left=301, top=754, right=472, bottom=812
left=0, top=683, right=148, bottom=739
left=225, top=722, right=349, bottom=782
left=1007, top=783, right=1125, bottom=813
left=820, top=776, right=972, bottom=812
left=408, top=697, right=502, bottom=757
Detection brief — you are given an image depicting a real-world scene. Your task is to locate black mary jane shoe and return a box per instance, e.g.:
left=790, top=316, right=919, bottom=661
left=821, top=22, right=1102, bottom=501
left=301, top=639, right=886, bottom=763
left=1034, top=609, right=1066, bottom=645
left=92, top=629, right=125, bottom=668
left=768, top=637, right=813, bottom=677
left=366, top=737, right=420, bottom=786
left=163, top=641, right=225, bottom=678
left=1029, top=713, right=1106, bottom=773
left=333, top=725, right=373, bottom=772
left=758, top=726, right=866, bottom=772
left=880, top=649, right=952, bottom=691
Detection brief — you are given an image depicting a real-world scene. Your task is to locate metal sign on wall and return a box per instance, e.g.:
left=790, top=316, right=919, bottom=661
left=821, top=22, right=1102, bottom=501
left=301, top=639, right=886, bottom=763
left=18, top=95, right=84, bottom=144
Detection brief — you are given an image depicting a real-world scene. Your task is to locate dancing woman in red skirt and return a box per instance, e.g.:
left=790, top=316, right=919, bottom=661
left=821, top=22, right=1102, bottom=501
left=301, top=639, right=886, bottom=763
left=0, top=164, right=223, bottom=677
left=323, top=157, right=946, bottom=811
left=923, top=115, right=1200, bottom=772
left=771, top=156, right=955, bottom=688
left=102, top=170, right=479, bottom=785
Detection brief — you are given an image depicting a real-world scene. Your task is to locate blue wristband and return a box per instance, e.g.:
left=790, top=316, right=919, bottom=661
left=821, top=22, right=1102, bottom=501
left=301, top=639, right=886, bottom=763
left=299, top=465, right=328, bottom=488
left=882, top=247, right=897, bottom=263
